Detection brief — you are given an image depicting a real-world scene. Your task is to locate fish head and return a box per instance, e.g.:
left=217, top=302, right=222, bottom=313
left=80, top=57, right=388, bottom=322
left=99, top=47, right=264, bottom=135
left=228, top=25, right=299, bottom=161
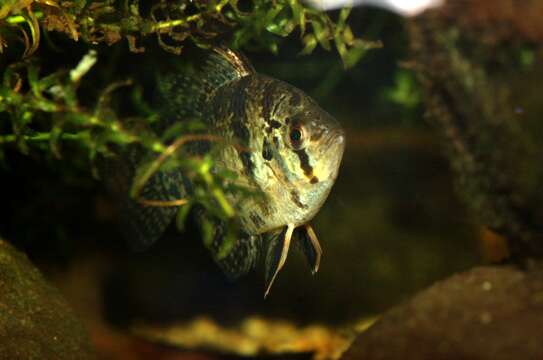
left=252, top=80, right=346, bottom=230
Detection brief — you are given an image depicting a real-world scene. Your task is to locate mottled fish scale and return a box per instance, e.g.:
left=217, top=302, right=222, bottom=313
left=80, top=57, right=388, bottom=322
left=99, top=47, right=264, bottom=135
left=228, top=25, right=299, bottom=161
left=102, top=145, right=187, bottom=249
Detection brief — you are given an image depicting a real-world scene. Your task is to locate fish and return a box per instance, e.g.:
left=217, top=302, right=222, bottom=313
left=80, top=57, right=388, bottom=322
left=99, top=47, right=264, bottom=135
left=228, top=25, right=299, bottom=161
left=103, top=46, right=345, bottom=297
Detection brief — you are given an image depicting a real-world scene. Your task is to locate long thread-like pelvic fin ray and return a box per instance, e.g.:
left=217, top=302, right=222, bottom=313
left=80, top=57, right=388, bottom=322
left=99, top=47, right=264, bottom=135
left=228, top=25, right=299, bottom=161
left=302, top=223, right=322, bottom=274
left=264, top=223, right=295, bottom=298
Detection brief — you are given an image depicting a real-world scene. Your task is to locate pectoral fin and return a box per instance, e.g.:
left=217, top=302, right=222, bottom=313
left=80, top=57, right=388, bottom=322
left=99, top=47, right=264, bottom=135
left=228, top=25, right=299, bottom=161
left=264, top=224, right=295, bottom=298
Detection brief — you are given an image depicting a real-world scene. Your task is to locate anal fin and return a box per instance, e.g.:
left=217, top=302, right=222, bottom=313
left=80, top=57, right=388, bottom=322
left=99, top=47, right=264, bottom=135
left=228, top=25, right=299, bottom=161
left=194, top=207, right=261, bottom=279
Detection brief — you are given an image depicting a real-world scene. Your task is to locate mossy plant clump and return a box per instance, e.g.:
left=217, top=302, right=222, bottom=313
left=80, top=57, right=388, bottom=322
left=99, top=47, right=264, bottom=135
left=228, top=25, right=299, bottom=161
left=408, top=0, right=543, bottom=260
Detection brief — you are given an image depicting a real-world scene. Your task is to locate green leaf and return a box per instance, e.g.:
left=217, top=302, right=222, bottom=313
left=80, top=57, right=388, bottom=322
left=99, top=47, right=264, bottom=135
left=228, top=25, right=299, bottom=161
left=216, top=226, right=237, bottom=260
left=175, top=202, right=192, bottom=232
left=338, top=6, right=351, bottom=28
left=27, top=65, right=42, bottom=97
left=301, top=33, right=317, bottom=55
left=385, top=70, right=422, bottom=108
left=201, top=216, right=215, bottom=248
left=161, top=122, right=186, bottom=142
left=289, top=0, right=306, bottom=35
left=49, top=124, right=64, bottom=159
left=311, top=20, right=331, bottom=50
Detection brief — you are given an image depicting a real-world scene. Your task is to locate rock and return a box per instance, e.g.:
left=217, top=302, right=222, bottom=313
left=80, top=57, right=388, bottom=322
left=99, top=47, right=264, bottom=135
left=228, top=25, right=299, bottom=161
left=408, top=0, right=543, bottom=259
left=0, top=239, right=94, bottom=359
left=342, top=266, right=543, bottom=360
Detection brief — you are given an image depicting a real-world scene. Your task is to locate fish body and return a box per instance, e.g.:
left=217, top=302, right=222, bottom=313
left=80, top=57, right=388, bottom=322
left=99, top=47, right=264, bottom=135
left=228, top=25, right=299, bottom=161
left=208, top=73, right=344, bottom=234
left=106, top=47, right=345, bottom=295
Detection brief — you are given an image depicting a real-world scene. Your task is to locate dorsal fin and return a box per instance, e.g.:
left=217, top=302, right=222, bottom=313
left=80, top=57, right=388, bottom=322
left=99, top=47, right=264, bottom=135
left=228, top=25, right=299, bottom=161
left=155, top=46, right=255, bottom=130
left=212, top=47, right=255, bottom=79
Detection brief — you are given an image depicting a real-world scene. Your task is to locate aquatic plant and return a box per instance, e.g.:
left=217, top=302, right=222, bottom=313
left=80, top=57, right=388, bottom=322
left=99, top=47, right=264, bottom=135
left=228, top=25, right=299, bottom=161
left=0, top=1, right=378, bottom=252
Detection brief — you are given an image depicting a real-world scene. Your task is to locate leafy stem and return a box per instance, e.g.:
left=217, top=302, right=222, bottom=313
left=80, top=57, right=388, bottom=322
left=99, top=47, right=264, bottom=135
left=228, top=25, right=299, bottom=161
left=0, top=131, right=82, bottom=144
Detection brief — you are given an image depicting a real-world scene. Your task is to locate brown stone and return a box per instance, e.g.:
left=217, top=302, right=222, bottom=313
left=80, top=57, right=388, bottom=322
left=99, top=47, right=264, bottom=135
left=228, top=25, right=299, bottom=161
left=0, top=239, right=94, bottom=359
left=342, top=266, right=543, bottom=360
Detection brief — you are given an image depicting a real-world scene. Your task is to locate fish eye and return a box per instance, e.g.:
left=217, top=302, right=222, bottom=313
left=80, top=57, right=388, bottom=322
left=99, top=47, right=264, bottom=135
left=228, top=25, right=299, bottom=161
left=290, top=128, right=302, bottom=142
left=288, top=125, right=306, bottom=150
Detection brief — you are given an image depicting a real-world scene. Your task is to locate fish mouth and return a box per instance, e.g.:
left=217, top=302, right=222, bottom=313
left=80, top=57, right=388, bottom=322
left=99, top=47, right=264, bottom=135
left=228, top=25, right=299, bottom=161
left=329, top=125, right=346, bottom=148
left=322, top=127, right=346, bottom=176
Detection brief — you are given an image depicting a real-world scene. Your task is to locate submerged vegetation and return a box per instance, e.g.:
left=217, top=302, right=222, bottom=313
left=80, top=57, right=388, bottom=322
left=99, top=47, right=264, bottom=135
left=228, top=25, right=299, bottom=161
left=0, top=0, right=375, bottom=62
left=0, top=0, right=378, bottom=238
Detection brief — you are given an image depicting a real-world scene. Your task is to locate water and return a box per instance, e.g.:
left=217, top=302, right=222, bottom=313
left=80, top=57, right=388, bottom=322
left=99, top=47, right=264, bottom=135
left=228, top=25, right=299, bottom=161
left=6, top=3, right=538, bottom=359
